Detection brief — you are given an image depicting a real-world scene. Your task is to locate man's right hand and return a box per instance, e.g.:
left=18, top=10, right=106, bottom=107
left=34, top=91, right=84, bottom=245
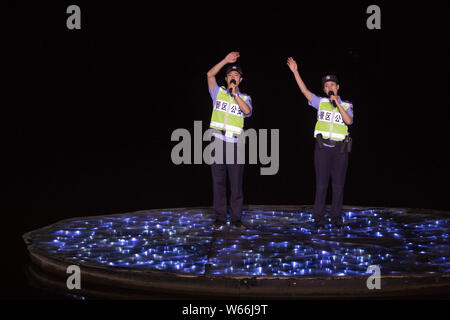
left=286, top=56, right=312, bottom=103
left=207, top=52, right=240, bottom=93
left=287, top=57, right=298, bottom=72
left=225, top=52, right=240, bottom=64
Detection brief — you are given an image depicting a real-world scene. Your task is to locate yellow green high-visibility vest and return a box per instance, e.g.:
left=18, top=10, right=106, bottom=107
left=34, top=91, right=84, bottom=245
left=210, top=86, right=250, bottom=135
left=313, top=97, right=350, bottom=141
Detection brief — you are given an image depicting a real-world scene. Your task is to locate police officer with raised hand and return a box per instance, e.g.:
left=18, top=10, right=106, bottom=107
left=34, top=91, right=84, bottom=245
left=287, top=57, right=354, bottom=230
left=206, top=51, right=253, bottom=230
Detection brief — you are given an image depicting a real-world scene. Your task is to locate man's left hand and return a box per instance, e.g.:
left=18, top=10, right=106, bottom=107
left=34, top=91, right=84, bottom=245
left=230, top=86, right=238, bottom=97
left=329, top=94, right=338, bottom=105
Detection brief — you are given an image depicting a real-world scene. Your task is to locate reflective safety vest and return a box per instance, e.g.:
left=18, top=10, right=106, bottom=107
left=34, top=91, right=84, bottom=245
left=210, top=86, right=250, bottom=136
left=314, top=97, right=351, bottom=141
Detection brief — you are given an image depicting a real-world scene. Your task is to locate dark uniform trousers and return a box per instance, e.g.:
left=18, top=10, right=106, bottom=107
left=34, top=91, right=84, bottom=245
left=210, top=137, right=244, bottom=223
left=313, top=142, right=348, bottom=223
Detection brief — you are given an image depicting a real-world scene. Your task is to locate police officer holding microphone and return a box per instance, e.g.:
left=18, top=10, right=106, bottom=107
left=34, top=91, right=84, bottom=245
left=287, top=57, right=354, bottom=229
left=206, top=51, right=253, bottom=230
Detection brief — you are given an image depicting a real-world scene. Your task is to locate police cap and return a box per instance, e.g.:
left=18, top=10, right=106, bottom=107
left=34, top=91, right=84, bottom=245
left=225, top=64, right=243, bottom=76
left=321, top=74, right=339, bottom=86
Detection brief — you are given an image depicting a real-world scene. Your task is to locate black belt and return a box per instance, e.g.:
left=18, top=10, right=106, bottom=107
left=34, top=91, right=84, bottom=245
left=316, top=134, right=351, bottom=152
left=316, top=135, right=343, bottom=146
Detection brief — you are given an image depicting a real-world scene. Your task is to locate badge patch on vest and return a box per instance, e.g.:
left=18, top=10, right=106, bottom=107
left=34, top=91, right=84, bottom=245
left=214, top=100, right=244, bottom=117
left=318, top=110, right=345, bottom=125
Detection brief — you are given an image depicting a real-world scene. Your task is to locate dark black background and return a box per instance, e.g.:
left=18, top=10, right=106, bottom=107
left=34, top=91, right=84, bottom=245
left=5, top=1, right=450, bottom=301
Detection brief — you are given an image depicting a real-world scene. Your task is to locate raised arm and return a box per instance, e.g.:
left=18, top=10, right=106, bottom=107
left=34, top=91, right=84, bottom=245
left=207, top=52, right=240, bottom=92
left=287, top=57, right=312, bottom=103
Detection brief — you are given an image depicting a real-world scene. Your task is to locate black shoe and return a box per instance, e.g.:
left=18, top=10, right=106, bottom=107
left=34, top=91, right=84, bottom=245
left=331, top=218, right=344, bottom=229
left=213, top=220, right=226, bottom=229
left=231, top=220, right=245, bottom=230
left=311, top=222, right=322, bottom=229
left=313, top=218, right=326, bottom=230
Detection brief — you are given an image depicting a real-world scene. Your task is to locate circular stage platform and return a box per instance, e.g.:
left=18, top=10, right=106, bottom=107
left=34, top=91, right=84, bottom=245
left=23, top=205, right=450, bottom=299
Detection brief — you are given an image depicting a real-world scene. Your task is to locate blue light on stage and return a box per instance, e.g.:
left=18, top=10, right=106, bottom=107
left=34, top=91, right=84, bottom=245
left=24, top=207, right=450, bottom=277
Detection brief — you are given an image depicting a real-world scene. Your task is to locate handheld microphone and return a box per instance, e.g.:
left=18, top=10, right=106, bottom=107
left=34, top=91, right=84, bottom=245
left=228, top=79, right=236, bottom=96
left=328, top=90, right=337, bottom=108
left=229, top=79, right=236, bottom=96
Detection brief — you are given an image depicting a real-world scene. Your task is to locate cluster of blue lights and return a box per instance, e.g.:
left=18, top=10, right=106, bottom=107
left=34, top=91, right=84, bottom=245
left=26, top=207, right=450, bottom=276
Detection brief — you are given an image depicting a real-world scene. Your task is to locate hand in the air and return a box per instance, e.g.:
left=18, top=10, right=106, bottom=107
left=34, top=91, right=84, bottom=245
left=225, top=52, right=240, bottom=63
left=286, top=57, right=298, bottom=72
